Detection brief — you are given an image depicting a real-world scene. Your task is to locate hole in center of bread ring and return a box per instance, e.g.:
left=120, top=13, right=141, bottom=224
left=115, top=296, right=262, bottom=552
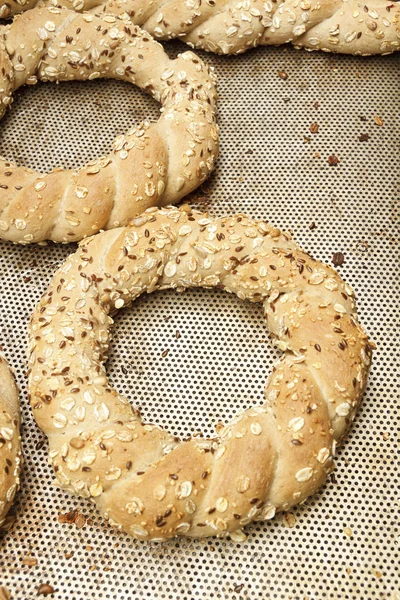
left=107, top=287, right=277, bottom=439
left=0, top=7, right=218, bottom=244
left=28, top=206, right=372, bottom=542
left=0, top=79, right=160, bottom=172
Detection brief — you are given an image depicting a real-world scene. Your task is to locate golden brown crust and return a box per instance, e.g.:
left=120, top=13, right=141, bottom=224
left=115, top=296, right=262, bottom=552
left=0, top=353, right=22, bottom=527
left=0, top=7, right=219, bottom=243
left=2, top=0, right=399, bottom=55
left=27, top=206, right=373, bottom=541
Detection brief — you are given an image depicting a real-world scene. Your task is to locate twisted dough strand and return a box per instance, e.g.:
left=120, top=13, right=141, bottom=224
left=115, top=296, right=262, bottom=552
left=0, top=353, right=22, bottom=527
left=0, top=7, right=218, bottom=243
left=2, top=0, right=399, bottom=55
left=28, top=206, right=373, bottom=541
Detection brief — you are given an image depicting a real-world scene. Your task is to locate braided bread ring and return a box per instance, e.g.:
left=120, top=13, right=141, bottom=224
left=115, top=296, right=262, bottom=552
left=0, top=7, right=218, bottom=244
left=0, top=353, right=22, bottom=528
left=1, top=0, right=399, bottom=55
left=28, top=206, right=373, bottom=541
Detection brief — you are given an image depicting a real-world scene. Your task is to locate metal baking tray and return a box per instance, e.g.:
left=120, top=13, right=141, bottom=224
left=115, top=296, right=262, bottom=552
left=0, top=41, right=398, bottom=599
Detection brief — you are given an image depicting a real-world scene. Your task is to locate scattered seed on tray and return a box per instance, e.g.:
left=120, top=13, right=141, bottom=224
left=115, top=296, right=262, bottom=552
left=22, top=556, right=38, bottom=567
left=74, top=513, right=86, bottom=529
left=282, top=513, right=296, bottom=528
left=370, top=568, right=383, bottom=579
left=344, top=527, right=353, bottom=537
left=38, top=584, right=56, bottom=596
left=332, top=252, right=345, bottom=266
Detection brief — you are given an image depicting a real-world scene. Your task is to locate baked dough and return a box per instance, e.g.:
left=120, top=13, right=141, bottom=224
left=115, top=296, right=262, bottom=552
left=0, top=7, right=218, bottom=243
left=0, top=352, right=22, bottom=527
left=28, top=206, right=373, bottom=541
left=1, top=0, right=399, bottom=55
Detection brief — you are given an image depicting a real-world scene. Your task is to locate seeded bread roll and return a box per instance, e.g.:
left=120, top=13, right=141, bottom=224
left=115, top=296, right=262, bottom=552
left=28, top=206, right=373, bottom=541
left=1, top=0, right=398, bottom=55
left=0, top=7, right=218, bottom=243
left=0, top=353, right=22, bottom=527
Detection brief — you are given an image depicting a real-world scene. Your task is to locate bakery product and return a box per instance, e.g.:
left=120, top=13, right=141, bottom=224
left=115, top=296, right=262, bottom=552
left=28, top=205, right=373, bottom=541
left=1, top=0, right=399, bottom=56
left=0, top=353, right=22, bottom=528
left=0, top=7, right=218, bottom=243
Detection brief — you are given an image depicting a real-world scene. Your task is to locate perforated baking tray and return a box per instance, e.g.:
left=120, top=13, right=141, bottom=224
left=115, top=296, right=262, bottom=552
left=0, top=41, right=398, bottom=600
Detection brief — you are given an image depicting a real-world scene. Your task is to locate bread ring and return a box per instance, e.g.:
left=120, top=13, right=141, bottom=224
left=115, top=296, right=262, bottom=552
left=0, top=352, right=22, bottom=528
left=1, top=0, right=399, bottom=56
left=0, top=7, right=218, bottom=244
left=28, top=206, right=373, bottom=541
